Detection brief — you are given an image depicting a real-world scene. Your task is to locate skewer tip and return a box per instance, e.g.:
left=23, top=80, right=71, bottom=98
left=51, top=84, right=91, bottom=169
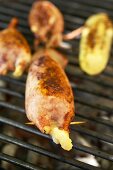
left=63, top=26, right=84, bottom=41
left=25, top=122, right=34, bottom=125
left=70, top=121, right=86, bottom=125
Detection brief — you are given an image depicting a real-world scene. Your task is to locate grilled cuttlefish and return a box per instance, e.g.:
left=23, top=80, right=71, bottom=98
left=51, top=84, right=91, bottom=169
left=29, top=0, right=64, bottom=47
left=32, top=48, right=68, bottom=69
left=79, top=13, right=113, bottom=75
left=25, top=52, right=74, bottom=151
left=0, top=18, right=31, bottom=77
left=29, top=0, right=83, bottom=48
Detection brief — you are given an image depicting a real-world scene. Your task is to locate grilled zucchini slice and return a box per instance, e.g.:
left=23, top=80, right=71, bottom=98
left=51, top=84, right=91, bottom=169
left=79, top=13, right=113, bottom=75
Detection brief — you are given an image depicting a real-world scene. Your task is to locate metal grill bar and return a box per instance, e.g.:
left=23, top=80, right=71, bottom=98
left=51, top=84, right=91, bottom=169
left=51, top=0, right=113, bottom=18
left=1, top=83, right=113, bottom=102
left=76, top=113, right=113, bottom=128
left=72, top=127, right=113, bottom=144
left=70, top=0, right=113, bottom=11
left=75, top=99, right=113, bottom=113
left=0, top=101, right=25, bottom=113
left=74, top=143, right=113, bottom=162
left=1, top=75, right=113, bottom=115
left=0, top=0, right=113, bottom=169
left=0, top=153, right=42, bottom=170
left=1, top=94, right=113, bottom=130
left=75, top=87, right=113, bottom=101
left=5, top=0, right=109, bottom=17
left=1, top=78, right=113, bottom=128
left=1, top=2, right=30, bottom=12
left=68, top=56, right=113, bottom=67
left=0, top=87, right=24, bottom=99
left=0, top=6, right=28, bottom=19
left=0, top=18, right=31, bottom=36
left=0, top=76, right=25, bottom=87
left=1, top=80, right=113, bottom=103
left=0, top=117, right=113, bottom=163
left=66, top=66, right=113, bottom=88
left=1, top=80, right=113, bottom=127
left=1, top=114, right=113, bottom=147
left=2, top=65, right=113, bottom=90
left=0, top=0, right=113, bottom=73
left=1, top=80, right=113, bottom=107
left=0, top=116, right=50, bottom=139
left=0, top=13, right=28, bottom=27
left=69, top=61, right=113, bottom=78
left=0, top=134, right=100, bottom=170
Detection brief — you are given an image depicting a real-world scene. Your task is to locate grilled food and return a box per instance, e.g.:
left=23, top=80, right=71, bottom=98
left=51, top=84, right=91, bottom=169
left=0, top=18, right=31, bottom=77
left=32, top=48, right=68, bottom=69
left=46, top=48, right=68, bottom=68
left=25, top=52, right=74, bottom=151
left=79, top=13, right=113, bottom=75
left=29, top=0, right=64, bottom=47
left=29, top=0, right=82, bottom=48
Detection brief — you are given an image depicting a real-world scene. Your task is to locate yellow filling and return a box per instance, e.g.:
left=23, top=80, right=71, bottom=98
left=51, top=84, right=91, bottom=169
left=13, top=65, right=23, bottom=77
left=44, top=126, right=73, bottom=151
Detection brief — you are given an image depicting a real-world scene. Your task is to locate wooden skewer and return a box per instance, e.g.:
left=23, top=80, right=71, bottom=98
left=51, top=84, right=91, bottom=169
left=26, top=121, right=86, bottom=125
left=59, top=41, right=72, bottom=49
left=70, top=121, right=86, bottom=125
left=63, top=26, right=84, bottom=41
left=25, top=122, right=35, bottom=125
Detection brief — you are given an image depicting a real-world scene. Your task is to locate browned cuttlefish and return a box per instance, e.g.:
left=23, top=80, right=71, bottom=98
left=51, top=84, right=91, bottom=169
left=25, top=51, right=75, bottom=151
left=32, top=48, right=68, bottom=69
left=29, top=0, right=83, bottom=48
left=0, top=18, right=31, bottom=77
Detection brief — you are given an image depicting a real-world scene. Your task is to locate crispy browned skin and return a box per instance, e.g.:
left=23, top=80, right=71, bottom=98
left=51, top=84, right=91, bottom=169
left=0, top=18, right=31, bottom=77
left=29, top=0, right=64, bottom=47
left=32, top=48, right=68, bottom=69
left=26, top=52, right=74, bottom=132
left=45, top=48, right=68, bottom=69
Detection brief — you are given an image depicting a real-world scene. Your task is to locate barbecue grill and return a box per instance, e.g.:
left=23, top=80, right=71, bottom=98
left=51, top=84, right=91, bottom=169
left=0, top=0, right=113, bottom=169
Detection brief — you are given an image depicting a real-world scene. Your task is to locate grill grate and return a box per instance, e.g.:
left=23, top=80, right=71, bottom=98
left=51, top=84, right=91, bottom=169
left=0, top=0, right=113, bottom=170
